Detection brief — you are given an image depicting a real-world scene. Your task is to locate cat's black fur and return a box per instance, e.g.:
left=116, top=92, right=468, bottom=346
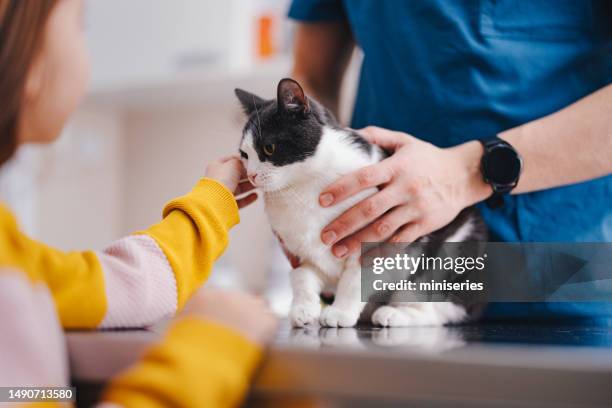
left=235, top=79, right=330, bottom=167
left=237, top=78, right=378, bottom=165
left=347, top=130, right=373, bottom=155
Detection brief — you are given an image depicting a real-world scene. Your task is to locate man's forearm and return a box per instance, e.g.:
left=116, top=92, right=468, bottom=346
left=455, top=84, right=612, bottom=205
left=292, top=73, right=342, bottom=117
left=501, top=84, right=612, bottom=194
left=291, top=22, right=354, bottom=117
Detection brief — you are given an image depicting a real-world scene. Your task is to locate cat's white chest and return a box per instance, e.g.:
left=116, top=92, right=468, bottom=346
left=264, top=186, right=337, bottom=272
left=264, top=183, right=375, bottom=280
left=259, top=126, right=383, bottom=280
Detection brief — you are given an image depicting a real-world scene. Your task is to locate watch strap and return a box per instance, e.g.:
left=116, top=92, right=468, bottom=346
left=480, top=137, right=503, bottom=150
left=485, top=192, right=505, bottom=209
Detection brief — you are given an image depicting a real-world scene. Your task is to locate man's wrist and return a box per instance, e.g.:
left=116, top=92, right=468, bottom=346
left=449, top=140, right=492, bottom=206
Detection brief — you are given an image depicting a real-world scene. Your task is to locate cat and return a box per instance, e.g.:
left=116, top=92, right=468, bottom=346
left=235, top=78, right=487, bottom=328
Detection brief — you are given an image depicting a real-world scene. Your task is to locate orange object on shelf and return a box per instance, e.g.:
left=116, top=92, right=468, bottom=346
left=258, top=14, right=276, bottom=59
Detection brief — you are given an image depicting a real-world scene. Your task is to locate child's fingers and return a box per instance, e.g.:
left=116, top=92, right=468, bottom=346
left=237, top=192, right=258, bottom=208
left=236, top=180, right=256, bottom=195
left=218, top=155, right=240, bottom=163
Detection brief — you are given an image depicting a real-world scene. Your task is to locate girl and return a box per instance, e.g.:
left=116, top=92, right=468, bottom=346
left=0, top=0, right=276, bottom=406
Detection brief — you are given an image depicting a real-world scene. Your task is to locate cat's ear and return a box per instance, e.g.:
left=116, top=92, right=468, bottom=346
left=277, top=78, right=310, bottom=114
left=235, top=88, right=267, bottom=116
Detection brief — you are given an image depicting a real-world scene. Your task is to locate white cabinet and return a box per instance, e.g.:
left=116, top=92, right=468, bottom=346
left=86, top=0, right=229, bottom=91
left=85, top=0, right=291, bottom=93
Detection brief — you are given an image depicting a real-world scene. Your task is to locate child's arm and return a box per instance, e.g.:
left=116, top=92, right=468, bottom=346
left=101, top=319, right=260, bottom=408
left=0, top=157, right=257, bottom=329
left=102, top=288, right=276, bottom=408
left=0, top=269, right=70, bottom=407
left=0, top=273, right=275, bottom=408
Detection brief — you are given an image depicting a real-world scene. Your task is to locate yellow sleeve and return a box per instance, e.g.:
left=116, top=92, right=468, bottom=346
left=140, top=178, right=239, bottom=309
left=102, top=318, right=262, bottom=408
left=0, top=206, right=107, bottom=328
left=0, top=178, right=239, bottom=329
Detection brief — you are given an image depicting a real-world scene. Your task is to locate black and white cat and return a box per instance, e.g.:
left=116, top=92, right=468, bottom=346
left=236, top=78, right=486, bottom=328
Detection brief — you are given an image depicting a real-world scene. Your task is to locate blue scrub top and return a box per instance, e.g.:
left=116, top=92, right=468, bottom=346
left=289, top=0, right=612, bottom=323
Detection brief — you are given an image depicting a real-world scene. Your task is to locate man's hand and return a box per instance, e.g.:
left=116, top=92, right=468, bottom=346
left=319, top=127, right=491, bottom=258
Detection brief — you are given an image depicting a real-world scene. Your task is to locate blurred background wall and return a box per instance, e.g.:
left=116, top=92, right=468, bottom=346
left=0, top=0, right=360, bottom=314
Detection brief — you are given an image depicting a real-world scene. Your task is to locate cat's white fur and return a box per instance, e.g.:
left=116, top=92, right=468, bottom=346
left=241, top=126, right=467, bottom=327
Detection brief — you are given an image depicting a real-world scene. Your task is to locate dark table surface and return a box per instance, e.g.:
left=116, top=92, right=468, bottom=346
left=275, top=321, right=612, bottom=350
left=68, top=320, right=612, bottom=407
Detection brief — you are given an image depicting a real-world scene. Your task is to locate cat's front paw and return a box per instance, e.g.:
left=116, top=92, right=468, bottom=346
left=372, top=305, right=411, bottom=327
left=320, top=306, right=359, bottom=328
left=289, top=302, right=321, bottom=327
left=372, top=304, right=464, bottom=327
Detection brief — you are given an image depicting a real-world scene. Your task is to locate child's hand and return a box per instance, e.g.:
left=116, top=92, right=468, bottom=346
left=206, top=156, right=258, bottom=208
left=180, top=288, right=278, bottom=346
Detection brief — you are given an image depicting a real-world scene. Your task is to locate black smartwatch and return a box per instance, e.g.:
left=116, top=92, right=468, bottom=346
left=479, top=137, right=522, bottom=208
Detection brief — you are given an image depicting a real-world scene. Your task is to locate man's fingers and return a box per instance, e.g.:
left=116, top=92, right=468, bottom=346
left=358, top=126, right=411, bottom=151
left=237, top=192, right=258, bottom=209
left=321, top=188, right=400, bottom=248
left=389, top=222, right=423, bottom=244
left=319, top=162, right=392, bottom=207
left=330, top=205, right=419, bottom=258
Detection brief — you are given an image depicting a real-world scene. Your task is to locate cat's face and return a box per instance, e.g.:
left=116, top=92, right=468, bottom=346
left=236, top=79, right=333, bottom=192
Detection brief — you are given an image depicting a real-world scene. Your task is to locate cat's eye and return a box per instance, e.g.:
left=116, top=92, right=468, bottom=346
left=263, top=144, right=276, bottom=156
left=239, top=149, right=248, bottom=159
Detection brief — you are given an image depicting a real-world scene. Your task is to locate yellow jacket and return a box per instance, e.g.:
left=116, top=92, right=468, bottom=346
left=0, top=178, right=261, bottom=407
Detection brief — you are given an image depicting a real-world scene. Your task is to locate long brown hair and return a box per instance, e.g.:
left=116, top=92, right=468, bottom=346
left=0, top=0, right=58, bottom=166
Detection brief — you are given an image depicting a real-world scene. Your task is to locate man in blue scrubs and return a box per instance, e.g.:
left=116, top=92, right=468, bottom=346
left=288, top=1, right=612, bottom=321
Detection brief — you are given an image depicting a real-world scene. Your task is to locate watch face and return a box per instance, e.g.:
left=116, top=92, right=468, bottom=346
left=484, top=145, right=521, bottom=185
